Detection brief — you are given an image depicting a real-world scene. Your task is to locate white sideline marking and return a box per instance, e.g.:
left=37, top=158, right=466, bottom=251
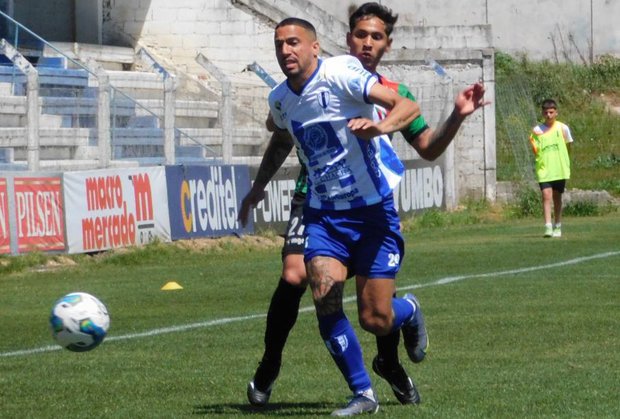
left=400, top=250, right=620, bottom=290
left=2, top=250, right=618, bottom=358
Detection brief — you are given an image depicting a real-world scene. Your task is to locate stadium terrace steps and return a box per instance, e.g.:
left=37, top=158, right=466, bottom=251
left=0, top=40, right=270, bottom=168
left=0, top=127, right=90, bottom=145
left=0, top=95, right=219, bottom=127
left=43, top=42, right=135, bottom=71
left=0, top=127, right=91, bottom=160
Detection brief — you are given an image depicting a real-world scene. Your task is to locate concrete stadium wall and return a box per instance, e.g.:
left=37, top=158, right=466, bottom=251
left=314, top=0, right=619, bottom=62
left=102, top=0, right=281, bottom=85
left=380, top=48, right=496, bottom=205
left=5, top=0, right=618, bottom=62
left=98, top=0, right=500, bottom=84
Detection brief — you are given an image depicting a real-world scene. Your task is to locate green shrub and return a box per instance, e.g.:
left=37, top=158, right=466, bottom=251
left=592, top=153, right=620, bottom=169
left=513, top=186, right=542, bottom=218
left=0, top=252, right=49, bottom=275
left=405, top=199, right=491, bottom=230
left=409, top=208, right=445, bottom=229
left=595, top=179, right=620, bottom=195
left=563, top=200, right=600, bottom=217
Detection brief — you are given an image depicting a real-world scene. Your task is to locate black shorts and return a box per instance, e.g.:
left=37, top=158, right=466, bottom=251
left=539, top=179, right=567, bottom=193
left=281, top=193, right=306, bottom=259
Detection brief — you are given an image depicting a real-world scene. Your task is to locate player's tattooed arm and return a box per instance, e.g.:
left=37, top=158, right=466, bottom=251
left=254, top=129, right=294, bottom=187
left=237, top=122, right=294, bottom=226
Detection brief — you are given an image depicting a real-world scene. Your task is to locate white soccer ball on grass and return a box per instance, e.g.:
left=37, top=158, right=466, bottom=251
left=50, top=292, right=110, bottom=352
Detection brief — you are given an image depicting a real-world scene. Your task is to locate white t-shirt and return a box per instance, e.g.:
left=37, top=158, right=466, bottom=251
left=532, top=121, right=574, bottom=143
left=268, top=55, right=404, bottom=210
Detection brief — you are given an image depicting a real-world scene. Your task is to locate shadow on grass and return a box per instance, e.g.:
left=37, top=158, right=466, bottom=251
left=193, top=401, right=335, bottom=416
left=193, top=399, right=404, bottom=416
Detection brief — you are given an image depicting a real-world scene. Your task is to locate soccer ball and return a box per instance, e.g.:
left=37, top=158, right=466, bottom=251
left=50, top=292, right=110, bottom=352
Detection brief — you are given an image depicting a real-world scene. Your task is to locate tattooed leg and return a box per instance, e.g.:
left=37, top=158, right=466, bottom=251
left=307, top=256, right=372, bottom=394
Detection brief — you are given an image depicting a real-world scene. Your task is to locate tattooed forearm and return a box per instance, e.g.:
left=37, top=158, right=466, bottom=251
left=254, top=131, right=294, bottom=187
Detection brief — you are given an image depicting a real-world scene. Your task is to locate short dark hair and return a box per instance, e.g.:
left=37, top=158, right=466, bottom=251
left=275, top=17, right=317, bottom=39
left=541, top=99, right=557, bottom=110
left=349, top=2, right=399, bottom=36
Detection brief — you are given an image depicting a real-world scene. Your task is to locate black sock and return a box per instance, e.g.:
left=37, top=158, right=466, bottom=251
left=376, top=291, right=401, bottom=367
left=376, top=331, right=400, bottom=368
left=262, top=277, right=306, bottom=364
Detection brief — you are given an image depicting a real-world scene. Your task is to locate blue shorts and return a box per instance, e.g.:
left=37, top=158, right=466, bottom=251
left=303, top=195, right=404, bottom=279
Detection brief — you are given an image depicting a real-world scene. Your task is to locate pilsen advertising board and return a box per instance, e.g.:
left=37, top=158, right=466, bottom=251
left=0, top=177, right=11, bottom=254
left=0, top=175, right=66, bottom=254
left=14, top=177, right=65, bottom=253
left=249, top=159, right=446, bottom=232
left=63, top=167, right=171, bottom=254
left=165, top=165, right=252, bottom=240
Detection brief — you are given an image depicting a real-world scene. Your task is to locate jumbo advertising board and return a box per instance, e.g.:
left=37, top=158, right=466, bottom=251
left=393, top=160, right=446, bottom=213
left=63, top=167, right=171, bottom=254
left=165, top=165, right=252, bottom=239
left=249, top=159, right=447, bottom=232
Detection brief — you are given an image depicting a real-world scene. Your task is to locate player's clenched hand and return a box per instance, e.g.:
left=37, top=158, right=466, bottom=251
left=348, top=117, right=382, bottom=140
left=237, top=185, right=266, bottom=227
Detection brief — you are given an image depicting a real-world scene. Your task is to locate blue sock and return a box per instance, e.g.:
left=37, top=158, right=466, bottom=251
left=318, top=310, right=372, bottom=394
left=391, top=297, right=415, bottom=332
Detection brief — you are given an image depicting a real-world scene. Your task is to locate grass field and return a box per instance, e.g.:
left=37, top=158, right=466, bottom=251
left=1, top=213, right=619, bottom=418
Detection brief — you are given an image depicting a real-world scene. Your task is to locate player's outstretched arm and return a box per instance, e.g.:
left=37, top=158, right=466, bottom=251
left=407, top=82, right=489, bottom=161
left=237, top=127, right=294, bottom=227
left=349, top=82, right=420, bottom=140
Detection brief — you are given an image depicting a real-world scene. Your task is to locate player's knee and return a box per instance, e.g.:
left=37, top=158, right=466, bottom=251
left=282, top=265, right=307, bottom=287
left=282, top=255, right=307, bottom=287
left=358, top=312, right=391, bottom=336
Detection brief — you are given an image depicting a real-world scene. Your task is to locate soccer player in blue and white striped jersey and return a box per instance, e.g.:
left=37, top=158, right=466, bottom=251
left=241, top=8, right=488, bottom=415
left=267, top=17, right=420, bottom=415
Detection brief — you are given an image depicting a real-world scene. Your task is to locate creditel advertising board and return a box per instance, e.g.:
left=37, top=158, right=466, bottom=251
left=165, top=165, right=252, bottom=240
left=63, top=167, right=171, bottom=254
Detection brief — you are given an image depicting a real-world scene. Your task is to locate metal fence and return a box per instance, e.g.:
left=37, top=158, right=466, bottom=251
left=0, top=10, right=225, bottom=171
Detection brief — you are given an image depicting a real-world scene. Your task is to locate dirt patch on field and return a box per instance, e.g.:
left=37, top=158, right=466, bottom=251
left=174, top=234, right=284, bottom=252
left=15, top=234, right=285, bottom=273
left=44, top=256, right=77, bottom=267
